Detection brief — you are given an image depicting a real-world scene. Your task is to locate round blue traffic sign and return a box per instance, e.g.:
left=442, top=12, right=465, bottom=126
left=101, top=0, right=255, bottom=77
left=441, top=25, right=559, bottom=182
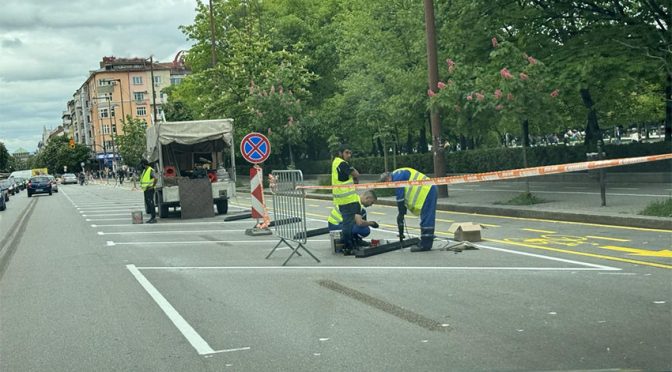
left=240, top=132, right=271, bottom=164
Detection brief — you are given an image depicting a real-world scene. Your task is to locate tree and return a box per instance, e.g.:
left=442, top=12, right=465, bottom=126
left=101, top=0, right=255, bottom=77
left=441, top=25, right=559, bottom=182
left=33, top=136, right=91, bottom=174
left=0, top=142, right=9, bottom=171
left=116, top=116, right=147, bottom=167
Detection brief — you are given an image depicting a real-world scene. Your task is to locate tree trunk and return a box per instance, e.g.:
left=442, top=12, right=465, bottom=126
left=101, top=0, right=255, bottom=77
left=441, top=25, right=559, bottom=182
left=580, top=88, right=601, bottom=149
left=666, top=73, right=672, bottom=142
left=521, top=119, right=530, bottom=194
left=418, top=120, right=428, bottom=153
left=377, top=138, right=384, bottom=158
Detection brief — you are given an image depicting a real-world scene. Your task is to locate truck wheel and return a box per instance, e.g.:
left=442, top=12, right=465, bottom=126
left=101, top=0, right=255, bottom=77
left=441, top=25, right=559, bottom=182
left=216, top=199, right=228, bottom=215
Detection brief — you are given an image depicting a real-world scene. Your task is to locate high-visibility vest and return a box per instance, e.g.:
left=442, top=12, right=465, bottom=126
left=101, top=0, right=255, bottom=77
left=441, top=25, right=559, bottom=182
left=140, top=166, right=155, bottom=191
left=395, top=167, right=431, bottom=215
left=331, top=157, right=359, bottom=206
left=327, top=202, right=364, bottom=225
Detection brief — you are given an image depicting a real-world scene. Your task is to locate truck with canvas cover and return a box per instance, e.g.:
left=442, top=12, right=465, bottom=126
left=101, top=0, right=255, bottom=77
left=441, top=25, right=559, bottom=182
left=146, top=119, right=237, bottom=217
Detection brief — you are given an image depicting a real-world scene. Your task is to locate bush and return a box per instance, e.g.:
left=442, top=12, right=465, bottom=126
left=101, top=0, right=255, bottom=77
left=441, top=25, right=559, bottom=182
left=294, top=141, right=671, bottom=175
left=639, top=198, right=672, bottom=217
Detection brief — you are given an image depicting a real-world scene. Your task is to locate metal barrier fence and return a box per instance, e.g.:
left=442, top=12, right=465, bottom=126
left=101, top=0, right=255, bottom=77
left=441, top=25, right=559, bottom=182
left=265, top=170, right=320, bottom=266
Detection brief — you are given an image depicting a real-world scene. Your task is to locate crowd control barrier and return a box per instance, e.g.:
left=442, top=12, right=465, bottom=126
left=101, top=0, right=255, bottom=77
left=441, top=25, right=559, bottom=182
left=265, top=170, right=320, bottom=266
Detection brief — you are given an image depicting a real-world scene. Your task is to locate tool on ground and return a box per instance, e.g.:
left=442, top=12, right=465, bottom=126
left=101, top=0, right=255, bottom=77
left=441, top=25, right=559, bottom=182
left=355, top=237, right=421, bottom=258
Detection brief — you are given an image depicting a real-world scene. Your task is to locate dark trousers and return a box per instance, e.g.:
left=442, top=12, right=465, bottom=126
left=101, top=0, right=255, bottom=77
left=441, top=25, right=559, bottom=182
left=338, top=202, right=360, bottom=249
left=144, top=188, right=156, bottom=219
left=328, top=222, right=371, bottom=238
left=419, top=186, right=437, bottom=249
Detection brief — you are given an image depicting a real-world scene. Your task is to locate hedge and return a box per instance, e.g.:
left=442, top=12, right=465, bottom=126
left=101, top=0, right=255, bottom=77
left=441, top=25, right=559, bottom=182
left=291, top=141, right=671, bottom=175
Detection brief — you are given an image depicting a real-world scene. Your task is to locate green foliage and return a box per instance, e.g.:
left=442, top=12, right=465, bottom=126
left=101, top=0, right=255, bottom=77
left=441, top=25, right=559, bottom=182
left=495, top=192, right=547, bottom=206
left=639, top=199, right=672, bottom=218
left=116, top=116, right=147, bottom=167
left=33, top=136, right=91, bottom=174
left=0, top=142, right=9, bottom=171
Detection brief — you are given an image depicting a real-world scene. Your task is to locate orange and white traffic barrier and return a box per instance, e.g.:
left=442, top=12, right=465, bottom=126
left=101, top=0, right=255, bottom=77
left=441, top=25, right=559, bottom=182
left=250, top=165, right=271, bottom=229
left=298, top=153, right=672, bottom=190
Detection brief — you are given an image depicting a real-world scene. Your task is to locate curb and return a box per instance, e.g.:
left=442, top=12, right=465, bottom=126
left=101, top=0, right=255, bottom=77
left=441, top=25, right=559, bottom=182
left=301, top=192, right=672, bottom=231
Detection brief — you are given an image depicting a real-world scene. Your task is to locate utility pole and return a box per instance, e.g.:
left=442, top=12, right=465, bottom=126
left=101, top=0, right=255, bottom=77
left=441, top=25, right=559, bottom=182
left=209, top=0, right=217, bottom=67
left=423, top=0, right=448, bottom=197
left=149, top=56, right=158, bottom=124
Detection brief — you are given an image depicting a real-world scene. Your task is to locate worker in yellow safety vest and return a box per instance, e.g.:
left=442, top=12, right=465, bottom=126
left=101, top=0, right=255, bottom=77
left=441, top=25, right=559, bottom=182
left=380, top=168, right=437, bottom=252
left=140, top=159, right=158, bottom=223
left=327, top=190, right=379, bottom=251
left=331, top=144, right=361, bottom=254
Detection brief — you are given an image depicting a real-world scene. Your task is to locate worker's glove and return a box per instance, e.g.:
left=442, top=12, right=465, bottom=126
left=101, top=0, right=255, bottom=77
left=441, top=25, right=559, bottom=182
left=396, top=201, right=407, bottom=215
left=369, top=221, right=379, bottom=228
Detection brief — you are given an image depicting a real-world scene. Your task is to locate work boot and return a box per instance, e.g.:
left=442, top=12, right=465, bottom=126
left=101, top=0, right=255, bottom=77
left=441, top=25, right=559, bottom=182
left=355, top=238, right=371, bottom=247
left=410, top=244, right=430, bottom=252
left=146, top=218, right=157, bottom=224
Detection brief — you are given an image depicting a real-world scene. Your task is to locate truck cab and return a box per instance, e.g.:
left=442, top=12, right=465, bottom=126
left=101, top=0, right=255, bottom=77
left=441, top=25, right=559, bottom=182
left=145, top=119, right=237, bottom=218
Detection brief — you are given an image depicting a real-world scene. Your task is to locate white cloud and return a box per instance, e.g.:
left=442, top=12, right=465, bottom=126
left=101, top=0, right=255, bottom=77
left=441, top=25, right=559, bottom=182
left=0, top=0, right=199, bottom=153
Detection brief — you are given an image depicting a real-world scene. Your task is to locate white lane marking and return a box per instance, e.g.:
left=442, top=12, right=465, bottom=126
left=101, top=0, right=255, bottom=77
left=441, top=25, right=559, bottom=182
left=126, top=265, right=250, bottom=356
left=84, top=213, right=131, bottom=217
left=90, top=220, right=282, bottom=227
left=444, top=188, right=668, bottom=198
left=476, top=244, right=620, bottom=271
left=86, top=218, right=128, bottom=221
left=99, top=229, right=250, bottom=235
left=110, top=239, right=330, bottom=246
left=135, top=266, right=614, bottom=271
left=610, top=187, right=638, bottom=190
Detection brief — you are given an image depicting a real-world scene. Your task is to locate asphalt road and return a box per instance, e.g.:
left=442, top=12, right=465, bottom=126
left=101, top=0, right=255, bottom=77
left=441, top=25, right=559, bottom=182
left=1, top=184, right=670, bottom=371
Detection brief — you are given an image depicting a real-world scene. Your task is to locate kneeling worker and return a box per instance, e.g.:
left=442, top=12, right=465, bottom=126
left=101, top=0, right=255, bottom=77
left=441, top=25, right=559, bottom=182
left=327, top=190, right=380, bottom=254
left=380, top=168, right=437, bottom=252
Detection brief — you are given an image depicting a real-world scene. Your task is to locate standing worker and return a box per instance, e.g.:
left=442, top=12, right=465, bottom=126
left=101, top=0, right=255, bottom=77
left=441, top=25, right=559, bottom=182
left=327, top=190, right=380, bottom=251
left=331, top=144, right=361, bottom=254
left=140, top=159, right=158, bottom=224
left=380, top=168, right=437, bottom=252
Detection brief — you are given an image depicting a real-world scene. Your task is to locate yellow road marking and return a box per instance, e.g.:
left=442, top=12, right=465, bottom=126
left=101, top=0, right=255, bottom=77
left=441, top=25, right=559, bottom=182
left=523, top=228, right=556, bottom=234
left=308, top=204, right=321, bottom=208
left=600, top=245, right=672, bottom=258
left=488, top=238, right=672, bottom=269
left=586, top=235, right=629, bottom=242
left=370, top=212, right=386, bottom=216
left=480, top=223, right=500, bottom=228
left=436, top=218, right=455, bottom=223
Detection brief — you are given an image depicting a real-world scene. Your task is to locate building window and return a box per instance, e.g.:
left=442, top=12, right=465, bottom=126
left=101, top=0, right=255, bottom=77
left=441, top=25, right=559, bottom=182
left=133, top=92, right=145, bottom=101
left=112, top=124, right=117, bottom=133
left=137, top=106, right=147, bottom=116
left=132, top=76, right=143, bottom=85
left=102, top=125, right=110, bottom=134
left=98, top=79, right=112, bottom=86
left=170, top=77, right=183, bottom=85
left=153, top=76, right=161, bottom=84
left=100, top=108, right=109, bottom=118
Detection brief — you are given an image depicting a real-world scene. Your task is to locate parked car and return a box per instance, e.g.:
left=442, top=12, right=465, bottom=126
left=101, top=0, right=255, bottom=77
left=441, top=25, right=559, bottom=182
left=12, top=177, right=27, bottom=190
left=46, top=175, right=59, bottom=193
left=62, top=173, right=78, bottom=185
left=0, top=187, right=5, bottom=210
left=0, top=180, right=11, bottom=202
left=0, top=179, right=16, bottom=197
left=27, top=176, right=52, bottom=197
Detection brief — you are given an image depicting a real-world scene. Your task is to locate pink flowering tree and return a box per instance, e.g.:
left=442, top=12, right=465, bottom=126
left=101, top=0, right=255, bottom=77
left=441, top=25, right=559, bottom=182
left=430, top=37, right=565, bottom=150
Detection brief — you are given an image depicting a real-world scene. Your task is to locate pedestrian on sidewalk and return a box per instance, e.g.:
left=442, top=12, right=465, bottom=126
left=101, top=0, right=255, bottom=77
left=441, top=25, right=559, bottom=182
left=331, top=144, right=361, bottom=255
left=380, top=168, right=437, bottom=252
left=140, top=160, right=158, bottom=223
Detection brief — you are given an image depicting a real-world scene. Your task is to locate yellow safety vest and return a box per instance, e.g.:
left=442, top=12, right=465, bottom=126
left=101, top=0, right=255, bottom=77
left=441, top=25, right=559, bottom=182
left=396, top=167, right=431, bottom=215
left=327, top=201, right=363, bottom=225
left=331, top=157, right=359, bottom=206
left=140, top=166, right=155, bottom=191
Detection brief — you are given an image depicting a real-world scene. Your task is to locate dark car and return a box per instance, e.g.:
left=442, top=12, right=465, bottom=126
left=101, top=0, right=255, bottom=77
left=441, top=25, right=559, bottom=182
left=0, top=179, right=15, bottom=198
left=27, top=176, right=52, bottom=197
left=12, top=177, right=27, bottom=190
left=0, top=188, right=5, bottom=210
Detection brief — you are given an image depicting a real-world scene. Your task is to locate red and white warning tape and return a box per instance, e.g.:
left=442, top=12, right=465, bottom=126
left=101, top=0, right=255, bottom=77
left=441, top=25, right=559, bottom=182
left=298, top=153, right=672, bottom=190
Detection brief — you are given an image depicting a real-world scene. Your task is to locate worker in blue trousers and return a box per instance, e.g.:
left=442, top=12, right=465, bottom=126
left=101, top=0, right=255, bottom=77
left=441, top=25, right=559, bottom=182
left=327, top=190, right=379, bottom=252
left=380, top=168, right=437, bottom=252
left=331, top=144, right=361, bottom=254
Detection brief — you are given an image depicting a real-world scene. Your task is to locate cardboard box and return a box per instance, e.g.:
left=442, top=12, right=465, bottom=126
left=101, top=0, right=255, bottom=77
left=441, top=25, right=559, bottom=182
left=448, top=222, right=482, bottom=242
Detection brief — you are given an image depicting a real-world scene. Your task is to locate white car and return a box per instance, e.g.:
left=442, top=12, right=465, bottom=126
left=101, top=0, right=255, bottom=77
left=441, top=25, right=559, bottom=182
left=46, top=175, right=59, bottom=193
left=62, top=173, right=78, bottom=184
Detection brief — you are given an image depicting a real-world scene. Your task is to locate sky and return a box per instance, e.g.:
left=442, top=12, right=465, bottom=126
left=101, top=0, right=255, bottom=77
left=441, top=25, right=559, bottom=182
left=0, top=0, right=199, bottom=154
